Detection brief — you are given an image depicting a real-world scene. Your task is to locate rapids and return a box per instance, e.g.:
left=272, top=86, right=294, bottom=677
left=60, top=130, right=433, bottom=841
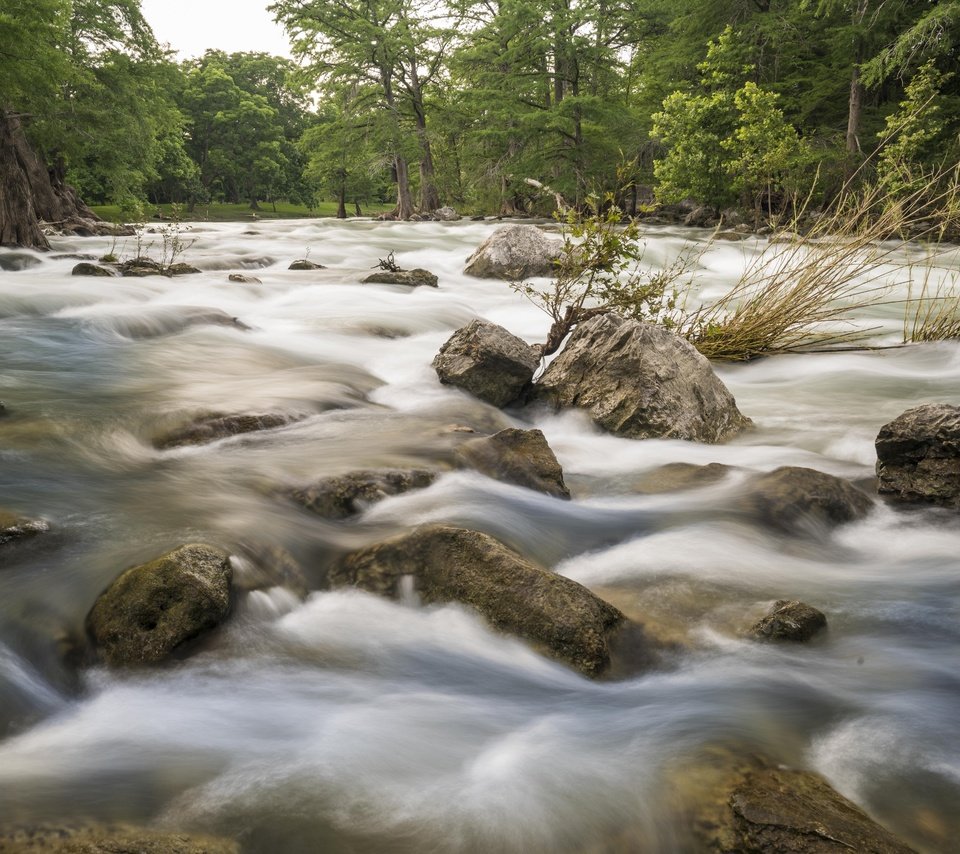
left=0, top=219, right=958, bottom=852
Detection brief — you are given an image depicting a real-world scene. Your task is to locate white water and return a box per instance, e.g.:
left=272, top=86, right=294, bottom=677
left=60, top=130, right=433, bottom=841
left=0, top=220, right=958, bottom=852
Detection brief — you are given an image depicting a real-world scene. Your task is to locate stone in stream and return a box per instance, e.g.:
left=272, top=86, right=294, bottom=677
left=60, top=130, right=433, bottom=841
left=153, top=412, right=303, bottom=450
left=229, top=273, right=262, bottom=284
left=632, top=462, right=732, bottom=494
left=110, top=307, right=250, bottom=340
left=463, top=224, right=563, bottom=279
left=0, top=823, right=239, bottom=853
left=433, top=206, right=461, bottom=221
left=362, top=268, right=439, bottom=287
left=166, top=262, right=202, bottom=276
left=71, top=261, right=116, bottom=277
left=533, top=313, right=750, bottom=443
left=288, top=258, right=325, bottom=270
left=454, top=427, right=570, bottom=498
left=749, top=600, right=827, bottom=642
left=737, top=466, right=873, bottom=536
left=693, top=759, right=917, bottom=853
left=85, top=544, right=233, bottom=667
left=331, top=525, right=625, bottom=677
left=876, top=403, right=960, bottom=508
left=0, top=509, right=49, bottom=546
left=433, top=319, right=540, bottom=407
left=0, top=252, right=42, bottom=271
left=288, top=469, right=437, bottom=519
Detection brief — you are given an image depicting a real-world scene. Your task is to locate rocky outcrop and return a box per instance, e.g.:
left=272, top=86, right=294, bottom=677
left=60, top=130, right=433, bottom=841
left=455, top=428, right=569, bottom=498
left=749, top=600, right=827, bottom=642
left=0, top=823, right=239, bottom=853
left=696, top=761, right=915, bottom=853
left=534, top=314, right=749, bottom=443
left=876, top=404, right=960, bottom=508
left=463, top=224, right=563, bottom=279
left=288, top=469, right=437, bottom=519
left=85, top=544, right=233, bottom=666
left=738, top=467, right=872, bottom=535
left=153, top=412, right=303, bottom=450
left=362, top=269, right=439, bottom=287
left=433, top=319, right=539, bottom=407
left=433, top=206, right=461, bottom=221
left=331, top=525, right=625, bottom=677
left=0, top=509, right=49, bottom=546
left=289, top=259, right=324, bottom=270
left=71, top=262, right=115, bottom=277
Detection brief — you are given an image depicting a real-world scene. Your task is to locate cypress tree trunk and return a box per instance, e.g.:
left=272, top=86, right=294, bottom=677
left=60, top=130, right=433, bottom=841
left=395, top=156, right=415, bottom=219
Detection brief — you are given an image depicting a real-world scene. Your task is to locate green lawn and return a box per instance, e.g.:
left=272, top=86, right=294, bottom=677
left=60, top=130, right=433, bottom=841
left=89, top=201, right=394, bottom=222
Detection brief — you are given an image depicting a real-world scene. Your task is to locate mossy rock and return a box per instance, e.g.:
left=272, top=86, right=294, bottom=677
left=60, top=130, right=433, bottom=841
left=85, top=543, right=232, bottom=667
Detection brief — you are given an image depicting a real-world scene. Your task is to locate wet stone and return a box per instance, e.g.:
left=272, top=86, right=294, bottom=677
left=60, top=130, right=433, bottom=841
left=71, top=262, right=115, bottom=277
left=362, top=268, right=439, bottom=287
left=455, top=427, right=570, bottom=498
left=0, top=510, right=49, bottom=546
left=289, top=259, right=325, bottom=270
left=153, top=412, right=302, bottom=450
left=749, top=600, right=827, bottom=642
left=288, top=469, right=437, bottom=519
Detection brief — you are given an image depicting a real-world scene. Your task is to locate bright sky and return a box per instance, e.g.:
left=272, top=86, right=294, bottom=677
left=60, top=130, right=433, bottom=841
left=141, top=0, right=292, bottom=59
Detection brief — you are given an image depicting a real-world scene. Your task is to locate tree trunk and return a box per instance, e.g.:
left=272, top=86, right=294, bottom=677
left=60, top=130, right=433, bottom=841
left=354, top=200, right=362, bottom=217
left=336, top=182, right=347, bottom=219
left=846, top=65, right=863, bottom=154
left=412, top=99, right=440, bottom=212
left=394, top=156, right=415, bottom=220
left=0, top=111, right=49, bottom=249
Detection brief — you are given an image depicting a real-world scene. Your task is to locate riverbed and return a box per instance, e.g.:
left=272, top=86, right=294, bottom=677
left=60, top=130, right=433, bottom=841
left=0, top=219, right=958, bottom=852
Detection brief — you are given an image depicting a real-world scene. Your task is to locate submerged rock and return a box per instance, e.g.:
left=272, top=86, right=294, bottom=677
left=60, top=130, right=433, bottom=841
left=289, top=259, right=325, bottom=270
left=739, top=466, right=873, bottom=535
left=534, top=314, right=750, bottom=443
left=455, top=427, right=570, bottom=498
left=331, top=525, right=625, bottom=677
left=633, top=462, right=732, bottom=494
left=463, top=224, right=563, bottom=279
left=362, top=269, right=439, bottom=287
left=85, top=544, right=233, bottom=667
left=696, top=761, right=916, bottom=853
left=749, top=600, right=827, bottom=642
left=153, top=412, right=302, bottom=450
left=166, top=262, right=202, bottom=276
left=71, top=262, right=115, bottom=277
left=0, top=509, right=49, bottom=546
left=433, top=319, right=539, bottom=407
left=0, top=252, right=42, bottom=271
left=0, top=823, right=239, bottom=852
left=109, top=306, right=249, bottom=340
left=876, top=404, right=960, bottom=508
left=228, top=273, right=262, bottom=284
left=288, top=469, right=437, bottom=519
left=232, top=541, right=310, bottom=596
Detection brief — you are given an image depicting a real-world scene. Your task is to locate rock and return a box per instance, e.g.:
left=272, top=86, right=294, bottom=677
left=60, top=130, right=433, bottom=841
left=433, top=206, right=461, bottom=221
left=0, top=252, right=42, bottom=271
left=463, top=224, right=563, bottom=279
left=331, top=525, right=625, bottom=677
left=0, top=823, right=239, bottom=852
left=289, top=259, right=325, bottom=270
left=85, top=544, right=233, bottom=667
left=534, top=314, right=750, bottom=443
left=153, top=412, right=302, bottom=450
left=228, top=273, right=262, bottom=284
left=433, top=319, right=539, bottom=407
left=455, top=428, right=569, bottom=498
left=288, top=469, right=437, bottom=519
left=632, top=462, right=732, bottom=494
left=51, top=253, right=97, bottom=261
left=738, top=466, right=872, bottom=535
left=362, top=268, right=439, bottom=287
left=109, top=307, right=250, bottom=340
left=713, top=230, right=750, bottom=241
left=71, top=262, right=115, bottom=277
left=232, top=542, right=309, bottom=596
left=0, top=509, right=49, bottom=546
left=683, top=205, right=717, bottom=227
left=749, top=600, right=827, bottom=642
left=167, top=262, right=202, bottom=276
left=876, top=404, right=960, bottom=508
left=697, top=761, right=916, bottom=853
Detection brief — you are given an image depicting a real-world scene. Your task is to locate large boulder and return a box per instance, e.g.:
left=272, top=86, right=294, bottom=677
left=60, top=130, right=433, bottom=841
left=534, top=314, right=750, bottom=442
left=696, top=761, right=916, bottom=853
left=0, top=509, right=49, bottom=546
left=433, top=319, right=539, bottom=407
left=288, top=469, right=437, bottom=519
left=86, top=544, right=233, bottom=667
left=464, top=224, right=563, bottom=279
left=362, top=269, right=438, bottom=287
left=749, top=600, right=827, bottom=642
left=0, top=823, right=239, bottom=853
left=331, top=525, right=625, bottom=677
left=738, top=466, right=873, bottom=535
left=153, top=412, right=303, bottom=450
left=876, top=404, right=960, bottom=508
left=455, top=428, right=570, bottom=498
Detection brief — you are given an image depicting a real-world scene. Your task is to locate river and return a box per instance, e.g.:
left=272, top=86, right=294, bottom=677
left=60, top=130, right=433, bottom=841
left=0, top=219, right=958, bottom=852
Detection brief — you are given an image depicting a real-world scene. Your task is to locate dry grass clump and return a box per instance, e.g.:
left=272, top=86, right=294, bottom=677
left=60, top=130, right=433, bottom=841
left=903, top=267, right=960, bottom=342
left=679, top=168, right=960, bottom=360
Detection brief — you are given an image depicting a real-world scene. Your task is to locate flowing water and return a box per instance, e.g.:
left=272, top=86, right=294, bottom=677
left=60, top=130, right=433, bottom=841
left=0, top=219, right=958, bottom=852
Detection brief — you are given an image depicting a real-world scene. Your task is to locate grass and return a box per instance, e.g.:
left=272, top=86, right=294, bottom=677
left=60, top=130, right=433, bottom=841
left=89, top=200, right=394, bottom=222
